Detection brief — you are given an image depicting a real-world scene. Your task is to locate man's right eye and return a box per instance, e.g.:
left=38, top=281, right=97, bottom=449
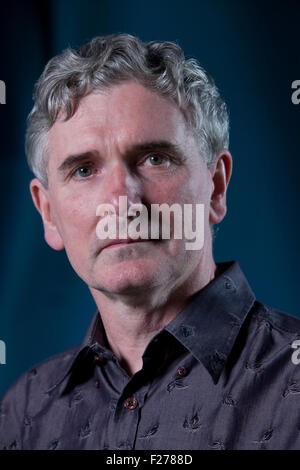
left=72, top=166, right=93, bottom=178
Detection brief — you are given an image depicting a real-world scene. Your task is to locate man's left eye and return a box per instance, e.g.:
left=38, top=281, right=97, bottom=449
left=144, top=154, right=170, bottom=167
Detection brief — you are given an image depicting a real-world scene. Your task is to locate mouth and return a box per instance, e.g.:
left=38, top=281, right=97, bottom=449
left=93, top=236, right=163, bottom=258
left=103, top=239, right=150, bottom=250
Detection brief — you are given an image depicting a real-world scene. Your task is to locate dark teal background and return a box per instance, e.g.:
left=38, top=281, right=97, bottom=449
left=0, top=0, right=299, bottom=397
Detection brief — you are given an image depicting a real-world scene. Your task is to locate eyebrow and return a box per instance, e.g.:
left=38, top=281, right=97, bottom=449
left=57, top=151, right=99, bottom=174
left=128, top=140, right=182, bottom=155
left=57, top=140, right=185, bottom=174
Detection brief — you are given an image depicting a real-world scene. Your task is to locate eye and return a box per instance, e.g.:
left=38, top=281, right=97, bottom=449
left=144, top=153, right=170, bottom=167
left=72, top=166, right=93, bottom=178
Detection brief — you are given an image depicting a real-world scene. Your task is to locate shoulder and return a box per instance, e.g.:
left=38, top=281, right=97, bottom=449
left=246, top=300, right=300, bottom=363
left=250, top=300, right=300, bottom=337
left=228, top=301, right=300, bottom=449
left=0, top=344, right=80, bottom=450
left=245, top=300, right=300, bottom=396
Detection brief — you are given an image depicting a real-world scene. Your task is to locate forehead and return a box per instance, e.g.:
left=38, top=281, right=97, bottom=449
left=47, top=81, right=190, bottom=163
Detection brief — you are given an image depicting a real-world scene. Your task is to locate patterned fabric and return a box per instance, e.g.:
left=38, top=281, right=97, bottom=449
left=0, top=261, right=299, bottom=450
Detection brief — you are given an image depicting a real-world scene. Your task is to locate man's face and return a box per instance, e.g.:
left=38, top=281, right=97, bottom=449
left=32, top=81, right=229, bottom=297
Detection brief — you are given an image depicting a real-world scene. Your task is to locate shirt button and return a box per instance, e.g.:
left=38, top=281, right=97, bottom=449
left=177, top=366, right=188, bottom=377
left=124, top=397, right=138, bottom=410
left=95, top=379, right=100, bottom=388
left=94, top=354, right=104, bottom=363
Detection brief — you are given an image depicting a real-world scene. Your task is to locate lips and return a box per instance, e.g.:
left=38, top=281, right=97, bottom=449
left=102, top=238, right=148, bottom=250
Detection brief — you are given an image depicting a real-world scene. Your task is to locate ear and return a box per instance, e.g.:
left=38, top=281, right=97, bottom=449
left=209, top=150, right=232, bottom=225
left=30, top=178, right=64, bottom=250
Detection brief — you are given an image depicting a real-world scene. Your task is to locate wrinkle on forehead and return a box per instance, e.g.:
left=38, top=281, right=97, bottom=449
left=47, top=81, right=198, bottom=175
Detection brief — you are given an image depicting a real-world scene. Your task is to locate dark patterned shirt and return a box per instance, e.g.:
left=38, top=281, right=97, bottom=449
left=1, top=261, right=300, bottom=450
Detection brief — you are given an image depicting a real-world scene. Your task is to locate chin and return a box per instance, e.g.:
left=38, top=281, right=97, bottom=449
left=90, top=259, right=166, bottom=295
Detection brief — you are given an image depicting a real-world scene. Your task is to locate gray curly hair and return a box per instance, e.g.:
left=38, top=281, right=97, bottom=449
left=25, top=34, right=229, bottom=187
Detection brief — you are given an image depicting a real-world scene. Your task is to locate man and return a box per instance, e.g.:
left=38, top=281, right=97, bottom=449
left=0, top=34, right=299, bottom=450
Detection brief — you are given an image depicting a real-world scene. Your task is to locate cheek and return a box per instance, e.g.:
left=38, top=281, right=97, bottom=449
left=51, top=191, right=96, bottom=242
left=150, top=180, right=209, bottom=207
left=144, top=174, right=189, bottom=205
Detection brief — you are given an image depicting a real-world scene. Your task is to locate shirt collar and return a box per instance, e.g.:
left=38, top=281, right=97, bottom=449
left=165, top=261, right=256, bottom=383
left=52, top=260, right=255, bottom=393
left=45, top=313, right=107, bottom=396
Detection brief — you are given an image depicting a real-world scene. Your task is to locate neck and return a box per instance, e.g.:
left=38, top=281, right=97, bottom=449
left=90, top=254, right=217, bottom=376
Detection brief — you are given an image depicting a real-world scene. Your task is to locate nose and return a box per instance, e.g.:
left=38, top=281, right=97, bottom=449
left=101, top=162, right=142, bottom=215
